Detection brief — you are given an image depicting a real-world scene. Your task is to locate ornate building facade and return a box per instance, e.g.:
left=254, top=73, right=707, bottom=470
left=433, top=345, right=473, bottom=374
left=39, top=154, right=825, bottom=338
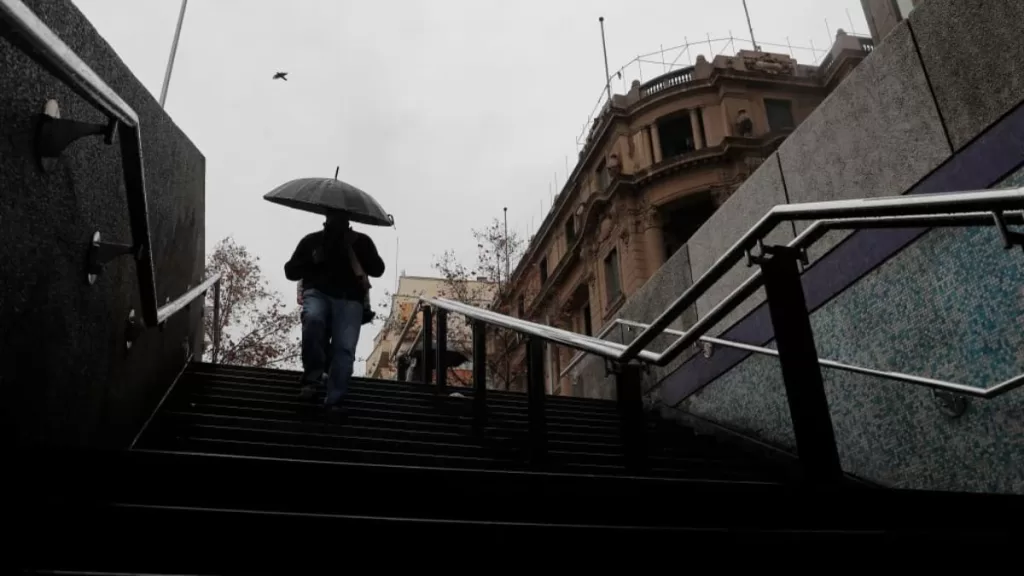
left=492, top=36, right=873, bottom=395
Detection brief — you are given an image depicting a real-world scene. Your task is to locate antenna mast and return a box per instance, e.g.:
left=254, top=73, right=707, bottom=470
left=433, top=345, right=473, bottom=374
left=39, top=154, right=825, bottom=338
left=741, top=0, right=760, bottom=51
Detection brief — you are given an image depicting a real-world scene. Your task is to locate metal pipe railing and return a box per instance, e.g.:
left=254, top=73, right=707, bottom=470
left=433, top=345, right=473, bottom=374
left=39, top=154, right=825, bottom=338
left=420, top=297, right=662, bottom=364
left=611, top=318, right=1023, bottom=400
left=557, top=208, right=1023, bottom=379
left=157, top=273, right=222, bottom=324
left=451, top=194, right=1023, bottom=389
left=618, top=188, right=1024, bottom=364
left=1, top=0, right=159, bottom=326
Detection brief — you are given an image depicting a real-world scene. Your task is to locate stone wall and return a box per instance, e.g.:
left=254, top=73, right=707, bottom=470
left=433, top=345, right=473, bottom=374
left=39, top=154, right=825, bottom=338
left=1, top=0, right=207, bottom=448
left=574, top=0, right=1024, bottom=492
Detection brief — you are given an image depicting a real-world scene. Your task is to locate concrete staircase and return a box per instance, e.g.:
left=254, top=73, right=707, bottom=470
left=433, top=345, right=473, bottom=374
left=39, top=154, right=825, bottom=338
left=16, top=363, right=1019, bottom=572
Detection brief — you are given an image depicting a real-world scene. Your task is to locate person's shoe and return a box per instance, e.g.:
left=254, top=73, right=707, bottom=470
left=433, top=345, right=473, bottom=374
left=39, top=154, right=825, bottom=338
left=324, top=403, right=348, bottom=424
left=298, top=384, right=317, bottom=400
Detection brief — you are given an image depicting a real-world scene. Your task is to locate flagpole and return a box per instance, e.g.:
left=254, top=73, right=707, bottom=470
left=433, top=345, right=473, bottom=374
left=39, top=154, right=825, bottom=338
left=741, top=0, right=760, bottom=52
left=599, top=17, right=612, bottom=104
left=159, top=0, right=189, bottom=107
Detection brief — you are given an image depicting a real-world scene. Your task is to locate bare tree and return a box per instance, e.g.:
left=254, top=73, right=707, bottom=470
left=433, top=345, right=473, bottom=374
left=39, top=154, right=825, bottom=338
left=432, top=218, right=533, bottom=390
left=204, top=237, right=300, bottom=368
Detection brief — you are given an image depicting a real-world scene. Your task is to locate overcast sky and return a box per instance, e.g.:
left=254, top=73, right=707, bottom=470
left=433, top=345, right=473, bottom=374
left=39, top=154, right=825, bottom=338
left=70, top=0, right=868, bottom=371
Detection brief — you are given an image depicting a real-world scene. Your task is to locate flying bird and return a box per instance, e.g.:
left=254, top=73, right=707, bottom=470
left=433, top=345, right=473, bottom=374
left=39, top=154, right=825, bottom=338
left=273, top=72, right=289, bottom=81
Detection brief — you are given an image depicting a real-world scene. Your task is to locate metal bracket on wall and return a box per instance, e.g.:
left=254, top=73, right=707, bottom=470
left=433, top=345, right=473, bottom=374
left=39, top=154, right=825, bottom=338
left=36, top=100, right=116, bottom=171
left=124, top=309, right=143, bottom=351
left=87, top=231, right=137, bottom=285
left=991, top=211, right=1024, bottom=253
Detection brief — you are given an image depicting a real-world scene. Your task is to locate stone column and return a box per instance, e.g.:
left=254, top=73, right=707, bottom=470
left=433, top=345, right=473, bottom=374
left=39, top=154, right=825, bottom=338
left=720, top=101, right=734, bottom=137
left=643, top=207, right=666, bottom=274
left=650, top=123, right=663, bottom=163
left=690, top=108, right=705, bottom=150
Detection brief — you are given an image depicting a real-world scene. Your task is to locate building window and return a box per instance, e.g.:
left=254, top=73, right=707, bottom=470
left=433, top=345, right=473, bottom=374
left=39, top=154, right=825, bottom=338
left=517, top=296, right=525, bottom=318
left=596, top=159, right=608, bottom=191
left=603, top=248, right=621, bottom=305
left=657, top=113, right=695, bottom=159
left=696, top=108, right=707, bottom=147
left=582, top=303, right=593, bottom=336
left=662, top=194, right=717, bottom=259
left=565, top=218, right=577, bottom=245
left=539, top=257, right=548, bottom=284
left=765, top=99, right=795, bottom=132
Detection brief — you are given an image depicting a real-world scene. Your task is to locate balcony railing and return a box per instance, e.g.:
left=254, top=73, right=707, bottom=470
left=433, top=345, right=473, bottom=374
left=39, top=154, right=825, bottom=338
left=639, top=66, right=695, bottom=99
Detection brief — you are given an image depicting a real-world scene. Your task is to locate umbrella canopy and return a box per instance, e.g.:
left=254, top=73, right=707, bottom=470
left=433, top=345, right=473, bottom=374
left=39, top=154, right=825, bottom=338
left=263, top=177, right=393, bottom=226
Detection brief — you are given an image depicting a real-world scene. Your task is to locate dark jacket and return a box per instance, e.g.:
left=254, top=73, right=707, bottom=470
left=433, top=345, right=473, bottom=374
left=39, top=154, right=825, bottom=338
left=284, top=229, right=385, bottom=302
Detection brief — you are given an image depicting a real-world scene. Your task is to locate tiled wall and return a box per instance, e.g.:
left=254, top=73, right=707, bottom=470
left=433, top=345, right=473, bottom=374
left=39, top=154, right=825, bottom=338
left=682, top=165, right=1024, bottom=493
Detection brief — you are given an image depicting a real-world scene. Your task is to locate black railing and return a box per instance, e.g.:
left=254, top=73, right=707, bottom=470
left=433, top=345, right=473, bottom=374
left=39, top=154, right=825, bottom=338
left=1, top=0, right=216, bottom=337
left=419, top=188, right=1024, bottom=483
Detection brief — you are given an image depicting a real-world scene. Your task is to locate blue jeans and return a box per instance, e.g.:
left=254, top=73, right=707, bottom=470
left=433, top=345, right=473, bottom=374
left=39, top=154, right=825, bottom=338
left=301, top=289, right=363, bottom=406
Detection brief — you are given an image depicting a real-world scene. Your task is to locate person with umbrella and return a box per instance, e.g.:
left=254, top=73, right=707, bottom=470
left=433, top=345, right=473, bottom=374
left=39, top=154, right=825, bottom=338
left=285, top=213, right=384, bottom=410
left=268, top=173, right=391, bottom=413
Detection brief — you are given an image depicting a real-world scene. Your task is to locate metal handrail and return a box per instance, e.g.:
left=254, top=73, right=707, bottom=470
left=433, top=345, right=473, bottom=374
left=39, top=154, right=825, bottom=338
left=561, top=206, right=1024, bottom=377
left=420, top=297, right=662, bottom=364
left=156, top=273, right=221, bottom=324
left=425, top=190, right=1022, bottom=384
left=609, top=318, right=1024, bottom=399
left=619, top=189, right=1024, bottom=364
left=558, top=318, right=622, bottom=378
left=2, top=0, right=160, bottom=326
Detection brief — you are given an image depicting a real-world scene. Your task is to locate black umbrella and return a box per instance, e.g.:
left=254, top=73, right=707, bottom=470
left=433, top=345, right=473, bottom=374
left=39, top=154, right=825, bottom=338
left=263, top=172, right=393, bottom=226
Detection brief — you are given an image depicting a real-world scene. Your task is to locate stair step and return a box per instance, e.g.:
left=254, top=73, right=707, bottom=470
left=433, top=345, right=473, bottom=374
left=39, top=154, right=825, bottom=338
left=147, top=422, right=782, bottom=480
left=26, top=448, right=1017, bottom=534
left=190, top=362, right=618, bottom=409
left=185, top=370, right=620, bottom=417
left=190, top=380, right=622, bottom=421
left=184, top=384, right=625, bottom=426
left=174, top=393, right=630, bottom=437
left=146, top=410, right=631, bottom=452
left=23, top=501, right=901, bottom=573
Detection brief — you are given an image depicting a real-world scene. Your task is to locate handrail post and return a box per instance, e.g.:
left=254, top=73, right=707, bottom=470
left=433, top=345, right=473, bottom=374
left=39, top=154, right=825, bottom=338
left=435, top=308, right=448, bottom=394
left=615, top=363, right=647, bottom=472
left=212, top=280, right=221, bottom=364
left=756, top=245, right=842, bottom=485
left=526, top=338, right=548, bottom=467
left=421, top=306, right=433, bottom=385
left=472, top=320, right=488, bottom=435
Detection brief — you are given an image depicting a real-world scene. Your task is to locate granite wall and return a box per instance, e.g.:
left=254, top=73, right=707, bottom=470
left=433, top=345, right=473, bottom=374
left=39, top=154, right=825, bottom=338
left=1, top=0, right=207, bottom=448
left=574, top=0, right=1024, bottom=492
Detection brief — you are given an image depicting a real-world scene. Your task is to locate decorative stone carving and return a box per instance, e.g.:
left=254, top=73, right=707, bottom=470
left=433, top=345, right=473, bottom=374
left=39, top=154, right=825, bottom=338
left=736, top=109, right=754, bottom=136
left=607, top=153, right=622, bottom=177
left=644, top=204, right=662, bottom=229
left=742, top=52, right=795, bottom=76
left=598, top=214, right=613, bottom=243
left=619, top=226, right=631, bottom=246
